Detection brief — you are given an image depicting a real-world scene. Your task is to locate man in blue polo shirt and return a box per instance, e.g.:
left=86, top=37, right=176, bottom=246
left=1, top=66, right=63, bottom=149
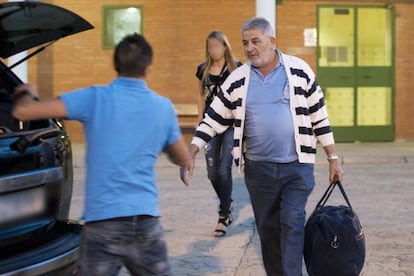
left=13, top=33, right=190, bottom=276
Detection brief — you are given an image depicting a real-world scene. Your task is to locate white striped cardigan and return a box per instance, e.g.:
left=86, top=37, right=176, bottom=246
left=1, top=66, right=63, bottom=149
left=191, top=53, right=335, bottom=171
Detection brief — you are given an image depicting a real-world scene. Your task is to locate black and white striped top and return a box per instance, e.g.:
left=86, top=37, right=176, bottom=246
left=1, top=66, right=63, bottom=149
left=192, top=53, right=335, bottom=171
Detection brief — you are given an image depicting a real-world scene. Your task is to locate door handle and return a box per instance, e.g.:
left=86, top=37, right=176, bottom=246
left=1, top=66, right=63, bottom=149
left=10, top=128, right=62, bottom=153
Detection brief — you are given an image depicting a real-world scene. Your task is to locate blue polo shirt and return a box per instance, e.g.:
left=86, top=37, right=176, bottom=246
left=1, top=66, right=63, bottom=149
left=245, top=53, right=298, bottom=163
left=59, top=77, right=181, bottom=222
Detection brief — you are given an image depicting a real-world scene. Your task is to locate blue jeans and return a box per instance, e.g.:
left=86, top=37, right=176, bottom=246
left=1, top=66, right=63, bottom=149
left=244, top=159, right=315, bottom=276
left=204, top=127, right=234, bottom=216
left=77, top=216, right=171, bottom=276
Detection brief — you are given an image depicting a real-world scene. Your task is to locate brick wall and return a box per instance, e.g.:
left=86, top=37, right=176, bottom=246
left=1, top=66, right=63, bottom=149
left=27, top=0, right=414, bottom=142
left=276, top=1, right=414, bottom=141
left=394, top=3, right=414, bottom=140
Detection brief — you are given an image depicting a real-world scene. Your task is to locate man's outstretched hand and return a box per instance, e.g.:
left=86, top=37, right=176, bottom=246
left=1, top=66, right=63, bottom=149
left=180, top=144, right=199, bottom=186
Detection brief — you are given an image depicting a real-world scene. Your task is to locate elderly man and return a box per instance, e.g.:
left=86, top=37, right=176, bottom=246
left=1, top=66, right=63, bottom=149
left=181, top=17, right=344, bottom=275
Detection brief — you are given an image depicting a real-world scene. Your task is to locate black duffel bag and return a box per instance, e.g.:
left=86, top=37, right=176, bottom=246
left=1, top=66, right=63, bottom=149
left=304, top=181, right=365, bottom=276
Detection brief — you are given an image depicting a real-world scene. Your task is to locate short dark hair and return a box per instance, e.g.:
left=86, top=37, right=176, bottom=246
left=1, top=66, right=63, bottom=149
left=114, top=33, right=153, bottom=77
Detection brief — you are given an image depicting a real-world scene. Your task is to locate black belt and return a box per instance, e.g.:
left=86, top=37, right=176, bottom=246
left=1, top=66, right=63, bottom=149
left=105, top=215, right=154, bottom=222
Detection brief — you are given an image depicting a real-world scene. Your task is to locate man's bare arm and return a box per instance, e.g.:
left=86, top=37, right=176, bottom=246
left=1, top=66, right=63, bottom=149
left=179, top=144, right=199, bottom=186
left=164, top=137, right=191, bottom=168
left=12, top=84, right=68, bottom=121
left=323, top=144, right=344, bottom=183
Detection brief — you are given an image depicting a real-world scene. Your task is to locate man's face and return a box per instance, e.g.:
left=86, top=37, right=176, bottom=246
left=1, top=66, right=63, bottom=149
left=242, top=29, right=275, bottom=67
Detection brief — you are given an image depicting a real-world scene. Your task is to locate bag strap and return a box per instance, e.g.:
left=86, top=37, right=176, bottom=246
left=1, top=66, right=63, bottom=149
left=314, top=181, right=354, bottom=213
left=336, top=181, right=354, bottom=212
left=315, top=181, right=335, bottom=210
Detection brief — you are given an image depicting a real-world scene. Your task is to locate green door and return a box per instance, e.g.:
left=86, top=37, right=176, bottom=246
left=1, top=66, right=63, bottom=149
left=317, top=5, right=395, bottom=142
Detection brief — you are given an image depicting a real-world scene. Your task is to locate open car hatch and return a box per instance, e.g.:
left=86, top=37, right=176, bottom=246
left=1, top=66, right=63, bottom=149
left=0, top=1, right=93, bottom=64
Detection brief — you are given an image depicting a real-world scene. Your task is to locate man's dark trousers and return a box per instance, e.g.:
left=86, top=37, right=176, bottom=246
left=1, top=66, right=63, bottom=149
left=245, top=159, right=315, bottom=276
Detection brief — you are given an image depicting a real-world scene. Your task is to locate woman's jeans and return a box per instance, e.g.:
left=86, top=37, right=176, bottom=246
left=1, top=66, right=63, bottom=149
left=204, top=127, right=234, bottom=216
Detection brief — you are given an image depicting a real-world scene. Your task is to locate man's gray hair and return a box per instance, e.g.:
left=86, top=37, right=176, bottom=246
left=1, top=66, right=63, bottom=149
left=241, top=17, right=275, bottom=37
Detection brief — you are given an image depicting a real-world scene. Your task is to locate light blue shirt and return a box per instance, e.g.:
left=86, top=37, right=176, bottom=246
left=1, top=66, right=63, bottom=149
left=245, top=53, right=298, bottom=163
left=60, top=77, right=181, bottom=222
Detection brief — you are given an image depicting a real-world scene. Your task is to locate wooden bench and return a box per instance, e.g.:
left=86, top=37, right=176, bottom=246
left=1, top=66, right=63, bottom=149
left=174, top=103, right=198, bottom=134
left=174, top=103, right=198, bottom=117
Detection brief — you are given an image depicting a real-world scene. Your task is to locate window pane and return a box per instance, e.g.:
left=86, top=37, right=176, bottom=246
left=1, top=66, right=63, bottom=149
left=319, top=8, right=354, bottom=67
left=357, top=87, right=392, bottom=126
left=357, top=8, right=392, bottom=66
left=102, top=6, right=142, bottom=49
left=324, top=87, right=354, bottom=126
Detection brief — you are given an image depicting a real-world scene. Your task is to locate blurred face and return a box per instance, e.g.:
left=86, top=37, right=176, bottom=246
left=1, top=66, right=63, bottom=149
left=207, top=38, right=226, bottom=61
left=242, top=29, right=275, bottom=67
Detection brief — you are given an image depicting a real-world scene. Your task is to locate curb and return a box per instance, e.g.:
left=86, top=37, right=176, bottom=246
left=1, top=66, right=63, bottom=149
left=71, top=142, right=414, bottom=168
left=72, top=155, right=413, bottom=169
left=315, top=155, right=412, bottom=165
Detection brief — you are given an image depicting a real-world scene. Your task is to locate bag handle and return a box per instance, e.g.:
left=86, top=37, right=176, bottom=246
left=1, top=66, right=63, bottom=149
left=314, top=181, right=354, bottom=213
left=314, top=181, right=335, bottom=209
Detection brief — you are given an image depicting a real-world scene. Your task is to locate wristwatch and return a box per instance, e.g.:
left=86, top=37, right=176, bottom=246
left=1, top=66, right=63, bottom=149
left=327, top=155, right=339, bottom=161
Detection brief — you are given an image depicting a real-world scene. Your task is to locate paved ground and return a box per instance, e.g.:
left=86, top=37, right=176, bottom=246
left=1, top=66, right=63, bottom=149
left=69, top=142, right=414, bottom=276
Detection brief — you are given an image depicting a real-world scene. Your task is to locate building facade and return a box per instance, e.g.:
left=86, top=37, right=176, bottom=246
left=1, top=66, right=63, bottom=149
left=26, top=0, right=414, bottom=142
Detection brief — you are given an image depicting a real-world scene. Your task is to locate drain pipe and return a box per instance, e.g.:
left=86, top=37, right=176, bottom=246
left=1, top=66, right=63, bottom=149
left=256, top=0, right=276, bottom=36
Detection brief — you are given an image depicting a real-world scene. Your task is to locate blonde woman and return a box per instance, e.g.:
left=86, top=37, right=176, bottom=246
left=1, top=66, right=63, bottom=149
left=195, top=31, right=241, bottom=237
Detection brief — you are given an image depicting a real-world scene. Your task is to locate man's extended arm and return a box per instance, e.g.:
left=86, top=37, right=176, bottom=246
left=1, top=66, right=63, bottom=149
left=13, top=84, right=67, bottom=121
left=180, top=88, right=235, bottom=185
